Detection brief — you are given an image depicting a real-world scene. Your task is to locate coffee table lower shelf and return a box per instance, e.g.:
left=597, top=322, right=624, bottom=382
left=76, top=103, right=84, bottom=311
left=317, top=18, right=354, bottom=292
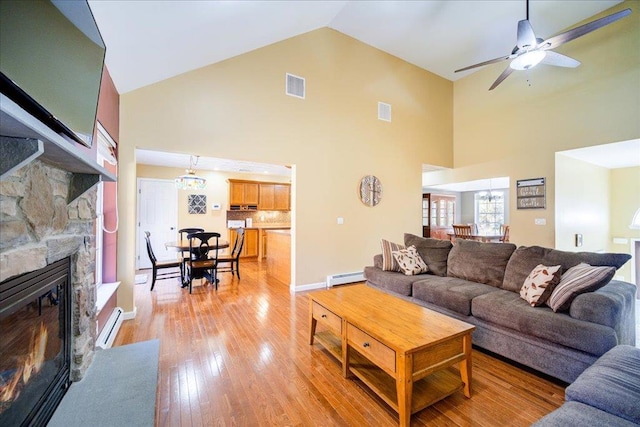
left=348, top=349, right=464, bottom=414
left=314, top=330, right=342, bottom=360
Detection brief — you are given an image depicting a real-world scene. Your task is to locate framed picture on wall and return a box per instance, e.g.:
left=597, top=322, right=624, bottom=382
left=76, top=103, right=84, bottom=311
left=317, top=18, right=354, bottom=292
left=516, top=178, right=546, bottom=209
left=188, top=194, right=207, bottom=214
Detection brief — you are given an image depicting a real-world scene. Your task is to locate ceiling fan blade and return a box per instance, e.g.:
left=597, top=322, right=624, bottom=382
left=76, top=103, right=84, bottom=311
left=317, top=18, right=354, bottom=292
left=455, top=54, right=512, bottom=73
left=540, top=8, right=631, bottom=51
left=489, top=66, right=514, bottom=91
left=540, top=51, right=581, bottom=68
left=517, top=19, right=537, bottom=49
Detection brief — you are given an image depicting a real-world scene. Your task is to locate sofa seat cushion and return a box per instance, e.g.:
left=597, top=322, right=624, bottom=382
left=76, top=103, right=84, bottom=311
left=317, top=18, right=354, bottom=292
left=403, top=234, right=452, bottom=277
left=447, top=239, right=516, bottom=287
left=412, top=277, right=501, bottom=316
left=363, top=266, right=425, bottom=296
left=502, top=245, right=631, bottom=292
left=533, top=401, right=638, bottom=427
left=565, top=345, right=640, bottom=425
left=471, top=290, right=618, bottom=356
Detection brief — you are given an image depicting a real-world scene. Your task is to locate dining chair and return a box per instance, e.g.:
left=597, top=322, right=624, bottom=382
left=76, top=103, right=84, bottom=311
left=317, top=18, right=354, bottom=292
left=217, top=228, right=245, bottom=279
left=500, top=225, right=510, bottom=243
left=144, top=231, right=182, bottom=291
left=177, top=228, right=204, bottom=283
left=452, top=224, right=474, bottom=240
left=185, top=232, right=221, bottom=294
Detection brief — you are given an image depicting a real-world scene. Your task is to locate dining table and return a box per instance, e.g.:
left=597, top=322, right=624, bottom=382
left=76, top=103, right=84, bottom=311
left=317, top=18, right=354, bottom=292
left=165, top=239, right=230, bottom=287
left=447, top=233, right=504, bottom=243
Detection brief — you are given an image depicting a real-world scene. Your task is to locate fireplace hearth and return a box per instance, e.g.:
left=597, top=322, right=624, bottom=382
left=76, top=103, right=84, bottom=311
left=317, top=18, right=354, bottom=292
left=0, top=257, right=71, bottom=426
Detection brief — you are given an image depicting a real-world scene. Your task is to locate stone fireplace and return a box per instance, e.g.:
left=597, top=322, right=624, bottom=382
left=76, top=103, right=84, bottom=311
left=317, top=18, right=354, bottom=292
left=0, top=159, right=99, bottom=423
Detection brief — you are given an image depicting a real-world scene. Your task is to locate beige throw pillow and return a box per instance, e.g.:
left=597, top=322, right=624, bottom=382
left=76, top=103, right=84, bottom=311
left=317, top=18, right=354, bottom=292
left=519, top=264, right=562, bottom=307
left=547, top=263, right=616, bottom=312
left=392, top=246, right=428, bottom=276
left=380, top=239, right=405, bottom=271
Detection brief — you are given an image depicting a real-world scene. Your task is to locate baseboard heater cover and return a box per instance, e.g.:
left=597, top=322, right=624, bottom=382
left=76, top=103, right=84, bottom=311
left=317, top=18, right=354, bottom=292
left=96, top=307, right=123, bottom=349
left=326, top=271, right=365, bottom=287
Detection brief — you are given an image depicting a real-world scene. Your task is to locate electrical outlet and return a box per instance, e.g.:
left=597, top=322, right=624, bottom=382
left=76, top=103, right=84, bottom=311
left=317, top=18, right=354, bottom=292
left=337, top=217, right=344, bottom=225
left=534, top=218, right=546, bottom=225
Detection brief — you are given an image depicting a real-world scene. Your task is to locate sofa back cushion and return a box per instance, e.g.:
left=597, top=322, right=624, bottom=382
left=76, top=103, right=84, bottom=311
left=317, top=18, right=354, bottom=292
left=447, top=239, right=517, bottom=287
left=404, top=233, right=452, bottom=277
left=502, top=246, right=631, bottom=292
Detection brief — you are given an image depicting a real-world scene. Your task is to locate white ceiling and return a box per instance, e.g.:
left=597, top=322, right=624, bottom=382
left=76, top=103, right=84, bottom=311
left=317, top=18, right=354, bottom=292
left=88, top=0, right=623, bottom=94
left=558, top=139, right=640, bottom=169
left=91, top=1, right=634, bottom=178
left=424, top=139, right=640, bottom=192
left=136, top=149, right=291, bottom=176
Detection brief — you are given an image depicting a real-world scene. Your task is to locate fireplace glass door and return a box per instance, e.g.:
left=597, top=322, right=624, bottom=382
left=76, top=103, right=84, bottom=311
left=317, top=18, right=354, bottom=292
left=0, top=258, right=71, bottom=426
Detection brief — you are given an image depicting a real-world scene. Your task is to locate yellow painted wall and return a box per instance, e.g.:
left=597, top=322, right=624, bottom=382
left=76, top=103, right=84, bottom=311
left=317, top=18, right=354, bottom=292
left=449, top=1, right=639, bottom=247
left=554, top=155, right=610, bottom=252
left=609, top=166, right=640, bottom=283
left=117, top=28, right=453, bottom=310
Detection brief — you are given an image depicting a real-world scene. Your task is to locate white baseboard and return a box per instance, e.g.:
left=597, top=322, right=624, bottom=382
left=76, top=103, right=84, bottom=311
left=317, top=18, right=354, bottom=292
left=291, top=282, right=326, bottom=293
left=122, top=306, right=137, bottom=320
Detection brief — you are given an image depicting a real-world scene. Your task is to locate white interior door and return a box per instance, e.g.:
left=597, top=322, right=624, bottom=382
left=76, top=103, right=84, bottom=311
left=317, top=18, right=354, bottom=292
left=137, top=178, right=178, bottom=269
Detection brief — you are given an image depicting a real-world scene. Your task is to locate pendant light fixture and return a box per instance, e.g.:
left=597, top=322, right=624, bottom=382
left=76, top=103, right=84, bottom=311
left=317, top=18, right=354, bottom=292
left=175, top=155, right=207, bottom=190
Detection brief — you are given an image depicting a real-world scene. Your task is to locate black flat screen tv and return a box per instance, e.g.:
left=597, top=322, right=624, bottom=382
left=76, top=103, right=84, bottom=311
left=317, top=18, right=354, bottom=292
left=0, top=0, right=105, bottom=148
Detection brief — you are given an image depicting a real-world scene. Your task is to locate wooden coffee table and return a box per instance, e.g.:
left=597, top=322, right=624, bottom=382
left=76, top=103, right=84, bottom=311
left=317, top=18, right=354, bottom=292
left=308, top=284, right=475, bottom=426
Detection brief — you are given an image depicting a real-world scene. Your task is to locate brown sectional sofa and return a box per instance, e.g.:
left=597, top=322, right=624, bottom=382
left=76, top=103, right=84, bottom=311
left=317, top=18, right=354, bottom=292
left=363, top=234, right=636, bottom=383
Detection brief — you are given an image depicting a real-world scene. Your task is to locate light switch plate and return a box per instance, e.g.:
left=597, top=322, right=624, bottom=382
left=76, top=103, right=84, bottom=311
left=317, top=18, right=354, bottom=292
left=534, top=218, right=546, bottom=225
left=337, top=217, right=344, bottom=225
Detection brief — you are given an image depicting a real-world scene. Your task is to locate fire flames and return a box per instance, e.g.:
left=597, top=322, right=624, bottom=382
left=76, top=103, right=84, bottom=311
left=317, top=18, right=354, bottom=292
left=0, top=323, right=48, bottom=409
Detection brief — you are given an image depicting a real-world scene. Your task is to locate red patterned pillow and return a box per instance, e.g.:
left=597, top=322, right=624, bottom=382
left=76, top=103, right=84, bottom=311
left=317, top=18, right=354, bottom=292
left=380, top=239, right=404, bottom=271
left=519, top=264, right=562, bottom=307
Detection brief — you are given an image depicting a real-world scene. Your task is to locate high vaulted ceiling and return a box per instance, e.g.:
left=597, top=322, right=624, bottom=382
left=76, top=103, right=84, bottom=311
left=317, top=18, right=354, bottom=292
left=88, top=0, right=623, bottom=94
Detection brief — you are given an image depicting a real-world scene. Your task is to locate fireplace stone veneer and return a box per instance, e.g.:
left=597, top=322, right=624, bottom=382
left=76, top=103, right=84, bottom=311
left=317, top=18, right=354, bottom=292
left=0, top=159, right=98, bottom=381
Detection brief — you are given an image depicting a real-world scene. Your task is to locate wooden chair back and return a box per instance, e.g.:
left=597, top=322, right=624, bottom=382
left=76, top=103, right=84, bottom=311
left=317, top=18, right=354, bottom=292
left=500, top=225, right=510, bottom=242
left=218, top=228, right=245, bottom=279
left=186, top=232, right=221, bottom=293
left=144, top=231, right=181, bottom=291
left=452, top=224, right=474, bottom=239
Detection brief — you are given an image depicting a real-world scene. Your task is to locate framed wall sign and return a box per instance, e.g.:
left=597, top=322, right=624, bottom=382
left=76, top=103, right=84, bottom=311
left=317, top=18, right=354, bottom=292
left=516, top=177, right=546, bottom=209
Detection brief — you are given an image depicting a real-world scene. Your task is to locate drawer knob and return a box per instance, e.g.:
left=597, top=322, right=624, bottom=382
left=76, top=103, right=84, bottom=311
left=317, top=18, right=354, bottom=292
left=321, top=314, right=327, bottom=318
left=363, top=342, right=370, bottom=348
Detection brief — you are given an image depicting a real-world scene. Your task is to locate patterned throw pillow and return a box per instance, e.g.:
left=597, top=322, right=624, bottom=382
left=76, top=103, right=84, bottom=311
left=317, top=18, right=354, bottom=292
left=381, top=239, right=405, bottom=271
left=547, top=263, right=616, bottom=312
left=519, top=264, right=562, bottom=307
left=391, top=246, right=428, bottom=276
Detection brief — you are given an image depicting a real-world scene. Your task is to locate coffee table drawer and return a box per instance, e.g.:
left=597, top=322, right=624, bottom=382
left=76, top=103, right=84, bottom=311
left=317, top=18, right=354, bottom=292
left=347, top=324, right=396, bottom=373
left=312, top=301, right=342, bottom=334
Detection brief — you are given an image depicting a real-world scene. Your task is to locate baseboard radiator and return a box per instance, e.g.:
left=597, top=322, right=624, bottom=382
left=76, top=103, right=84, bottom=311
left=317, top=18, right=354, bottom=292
left=96, top=307, right=124, bottom=350
left=326, top=271, right=365, bottom=287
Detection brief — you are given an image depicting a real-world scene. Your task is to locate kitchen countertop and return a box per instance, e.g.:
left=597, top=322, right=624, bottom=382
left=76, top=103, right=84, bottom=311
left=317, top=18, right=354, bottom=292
left=228, top=224, right=290, bottom=230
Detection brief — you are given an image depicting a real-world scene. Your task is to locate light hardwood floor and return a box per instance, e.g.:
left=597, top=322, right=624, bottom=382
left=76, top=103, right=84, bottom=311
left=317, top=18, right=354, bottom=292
left=116, top=261, right=565, bottom=426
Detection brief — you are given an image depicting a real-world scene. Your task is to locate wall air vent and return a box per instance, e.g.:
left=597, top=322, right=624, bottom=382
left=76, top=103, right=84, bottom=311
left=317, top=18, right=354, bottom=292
left=286, top=73, right=305, bottom=99
left=378, top=102, right=391, bottom=122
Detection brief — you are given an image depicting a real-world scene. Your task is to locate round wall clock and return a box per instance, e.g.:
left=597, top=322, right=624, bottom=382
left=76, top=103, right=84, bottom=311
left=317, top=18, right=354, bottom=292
left=359, top=175, right=382, bottom=207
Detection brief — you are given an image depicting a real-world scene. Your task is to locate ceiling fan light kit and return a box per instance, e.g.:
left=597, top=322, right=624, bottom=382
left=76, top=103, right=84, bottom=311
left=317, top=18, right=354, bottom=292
left=510, top=51, right=546, bottom=71
left=454, top=0, right=631, bottom=90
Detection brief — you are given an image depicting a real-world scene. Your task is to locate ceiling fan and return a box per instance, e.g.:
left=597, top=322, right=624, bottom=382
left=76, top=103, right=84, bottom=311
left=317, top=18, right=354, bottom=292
left=454, top=0, right=631, bottom=90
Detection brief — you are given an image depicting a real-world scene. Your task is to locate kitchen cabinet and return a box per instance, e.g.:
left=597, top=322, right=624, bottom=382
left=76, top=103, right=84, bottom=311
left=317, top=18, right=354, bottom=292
left=229, top=180, right=259, bottom=208
left=229, top=228, right=259, bottom=258
left=258, top=183, right=290, bottom=210
left=273, top=184, right=290, bottom=210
